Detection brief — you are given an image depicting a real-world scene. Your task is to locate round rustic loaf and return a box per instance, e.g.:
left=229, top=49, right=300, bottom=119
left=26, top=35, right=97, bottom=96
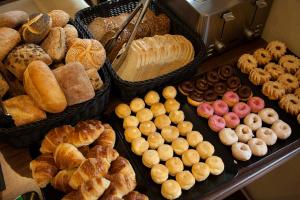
left=48, top=10, right=70, bottom=28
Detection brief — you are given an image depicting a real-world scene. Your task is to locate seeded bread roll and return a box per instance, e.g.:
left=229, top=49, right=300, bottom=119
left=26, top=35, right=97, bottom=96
left=0, top=27, right=21, bottom=62
left=48, top=10, right=70, bottom=28
left=0, top=11, right=29, bottom=28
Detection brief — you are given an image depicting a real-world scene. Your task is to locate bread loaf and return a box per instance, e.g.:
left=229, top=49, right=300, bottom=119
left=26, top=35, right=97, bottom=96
left=64, top=24, right=78, bottom=50
left=0, top=27, right=21, bottom=62
left=41, top=27, right=66, bottom=62
left=0, top=72, right=9, bottom=97
left=48, top=10, right=70, bottom=27
left=53, top=62, right=95, bottom=106
left=0, top=11, right=29, bottom=28
left=3, top=95, right=47, bottom=126
left=24, top=60, right=67, bottom=113
left=85, top=68, right=103, bottom=90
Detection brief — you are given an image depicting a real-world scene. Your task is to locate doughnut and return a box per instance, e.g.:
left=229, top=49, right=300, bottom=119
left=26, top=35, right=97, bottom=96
left=247, top=96, right=265, bottom=113
left=204, top=89, right=218, bottom=102
left=226, top=76, right=241, bottom=91
left=151, top=164, right=169, bottom=184
left=115, top=103, right=131, bottom=118
left=208, top=115, right=226, bottom=132
left=196, top=141, right=215, bottom=160
left=144, top=91, right=160, bottom=106
left=244, top=113, right=262, bottom=131
left=187, top=91, right=204, bottom=107
left=262, top=81, right=285, bottom=100
left=231, top=142, right=252, bottom=161
left=182, top=149, right=200, bottom=167
left=197, top=102, right=214, bottom=119
left=123, top=115, right=139, bottom=129
left=237, top=85, right=252, bottom=101
left=124, top=127, right=141, bottom=143
left=249, top=68, right=271, bottom=85
left=142, top=150, right=160, bottom=168
left=279, top=55, right=300, bottom=74
left=248, top=138, right=268, bottom=157
left=195, top=78, right=209, bottom=91
left=266, top=40, right=287, bottom=59
left=253, top=48, right=272, bottom=65
left=206, top=70, right=220, bottom=85
left=237, top=54, right=258, bottom=74
left=169, top=110, right=185, bottom=124
left=264, top=63, right=285, bottom=80
left=154, top=114, right=171, bottom=129
left=186, top=131, right=203, bottom=147
left=235, top=124, right=254, bottom=143
left=139, top=121, right=156, bottom=136
left=224, top=112, right=240, bottom=128
left=151, top=103, right=166, bottom=117
left=179, top=81, right=194, bottom=96
left=130, top=98, right=145, bottom=113
left=157, top=144, right=173, bottom=161
left=222, top=91, right=240, bottom=107
left=258, top=108, right=279, bottom=124
left=205, top=156, right=225, bottom=175
left=136, top=108, right=153, bottom=123
left=175, top=171, right=195, bottom=190
left=164, top=98, right=180, bottom=113
left=163, top=86, right=177, bottom=99
left=277, top=74, right=299, bottom=93
left=166, top=157, right=184, bottom=176
left=256, top=127, right=277, bottom=145
left=279, top=94, right=300, bottom=116
left=271, top=120, right=292, bottom=139
left=212, top=100, right=229, bottom=116
left=161, top=125, right=179, bottom=143
left=147, top=132, right=164, bottom=149
left=218, top=65, right=233, bottom=80
left=177, top=121, right=193, bottom=136
left=161, top=180, right=182, bottom=200
left=191, top=162, right=210, bottom=182
left=218, top=128, right=238, bottom=146
left=233, top=102, right=251, bottom=118
left=172, top=138, right=189, bottom=155
left=213, top=82, right=227, bottom=96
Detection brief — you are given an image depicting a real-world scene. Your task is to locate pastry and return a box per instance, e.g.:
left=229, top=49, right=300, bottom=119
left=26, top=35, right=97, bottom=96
left=93, top=123, right=116, bottom=148
left=123, top=115, right=139, bottom=129
left=0, top=27, right=21, bottom=62
left=154, top=114, right=171, bottom=129
left=147, top=132, right=164, bottom=149
left=248, top=138, right=268, bottom=157
left=213, top=82, right=227, bottom=96
left=256, top=127, right=277, bottom=145
left=233, top=102, right=251, bottom=118
left=124, top=127, right=141, bottom=143
left=0, top=10, right=28, bottom=28
left=66, top=39, right=106, bottom=70
left=266, top=40, right=287, bottom=59
left=262, top=81, right=285, bottom=100
left=175, top=171, right=195, bottom=190
left=41, top=27, right=66, bottom=62
left=249, top=68, right=271, bottom=85
left=196, top=141, right=215, bottom=160
left=51, top=169, right=74, bottom=193
left=5, top=44, right=52, bottom=80
left=279, top=94, right=300, bottom=115
left=197, top=102, right=214, bottom=119
left=171, top=138, right=189, bottom=155
left=226, top=76, right=241, bottom=91
left=161, top=125, right=179, bottom=143
left=142, top=150, right=160, bottom=168
left=130, top=98, right=145, bottom=113
left=206, top=71, right=220, bottom=86
left=165, top=157, right=184, bottom=176
left=164, top=98, right=180, bottom=113
left=237, top=54, right=257, bottom=74
left=235, top=124, right=254, bottom=143
left=64, top=24, right=79, bottom=49
left=279, top=55, right=300, bottom=74
left=150, top=164, right=169, bottom=184
left=231, top=142, right=252, bottom=161
left=136, top=108, right=153, bottom=123
left=115, top=103, right=131, bottom=118
left=204, top=89, right=218, bottom=102
left=208, top=115, right=226, bottom=132
left=264, top=63, right=285, bottom=80
left=177, top=121, right=193, bottom=136
left=3, top=95, right=46, bottom=126
left=253, top=48, right=272, bottom=65
left=295, top=88, right=300, bottom=98
left=144, top=90, right=160, bottom=106
left=258, top=108, right=279, bottom=124
left=178, top=80, right=194, bottom=96
left=78, top=176, right=110, bottom=200
left=0, top=73, right=9, bottom=97
left=53, top=62, right=95, bottom=106
left=21, top=13, right=52, bottom=43
left=218, top=65, right=233, bottom=80
left=24, top=60, right=67, bottom=113
left=186, top=131, right=203, bottom=147
left=161, top=180, right=182, bottom=200
left=182, top=149, right=200, bottom=167
left=218, top=128, right=238, bottom=146
left=296, top=68, right=300, bottom=82
left=244, top=113, right=262, bottom=131
left=187, top=91, right=204, bottom=107
left=224, top=112, right=240, bottom=129
left=212, top=100, right=229, bottom=116
left=157, top=144, right=173, bottom=161
left=237, top=86, right=252, bottom=101
left=277, top=74, right=299, bottom=93
left=271, top=120, right=292, bottom=140
left=150, top=103, right=166, bottom=117
left=195, top=78, right=209, bottom=92
left=222, top=91, right=239, bottom=107
left=162, top=86, right=177, bottom=99
left=124, top=191, right=149, bottom=200
left=191, top=162, right=210, bottom=182
left=48, top=10, right=69, bottom=27
left=86, top=145, right=119, bottom=163
left=205, top=156, right=224, bottom=175
left=247, top=96, right=265, bottom=113
left=169, top=110, right=185, bottom=124
left=131, top=137, right=149, bottom=156
left=139, top=121, right=156, bottom=136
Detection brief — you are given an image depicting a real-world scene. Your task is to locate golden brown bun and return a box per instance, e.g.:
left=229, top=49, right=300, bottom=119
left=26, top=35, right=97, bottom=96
left=87, top=145, right=119, bottom=163
left=124, top=127, right=142, bottom=143
left=205, top=156, right=224, bottom=175
left=182, top=149, right=200, bottom=167
left=150, top=164, right=168, bottom=184
left=94, top=123, right=116, bottom=148
left=48, top=10, right=70, bottom=27
left=3, top=95, right=46, bottom=126
left=175, top=170, right=195, bottom=190
left=196, top=141, right=215, bottom=160
left=115, top=103, right=131, bottom=119
left=24, top=60, right=67, bottom=113
left=142, top=150, right=160, bottom=168
left=161, top=180, right=182, bottom=199
left=192, top=162, right=210, bottom=182
left=147, top=132, right=164, bottom=149
left=79, top=176, right=110, bottom=200
left=0, top=11, right=28, bottom=28
left=130, top=98, right=145, bottom=113
left=165, top=157, right=184, bottom=176
left=51, top=169, right=75, bottom=193
left=0, top=27, right=21, bottom=62
left=64, top=24, right=78, bottom=40
left=157, top=144, right=173, bottom=161
left=0, top=72, right=9, bottom=97
left=131, top=137, right=149, bottom=156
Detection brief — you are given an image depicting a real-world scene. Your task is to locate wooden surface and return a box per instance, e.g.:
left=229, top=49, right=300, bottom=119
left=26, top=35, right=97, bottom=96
left=0, top=39, right=299, bottom=200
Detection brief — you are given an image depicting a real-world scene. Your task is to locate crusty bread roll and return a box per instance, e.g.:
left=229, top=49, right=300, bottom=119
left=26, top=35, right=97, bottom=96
left=0, top=11, right=29, bottom=28
left=85, top=68, right=103, bottom=90
left=48, top=10, right=70, bottom=28
left=24, top=60, right=67, bottom=113
left=0, top=27, right=21, bottom=62
left=64, top=24, right=79, bottom=50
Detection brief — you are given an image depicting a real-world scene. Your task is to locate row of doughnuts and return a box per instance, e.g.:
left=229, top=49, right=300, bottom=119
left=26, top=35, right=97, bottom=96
left=115, top=86, right=225, bottom=199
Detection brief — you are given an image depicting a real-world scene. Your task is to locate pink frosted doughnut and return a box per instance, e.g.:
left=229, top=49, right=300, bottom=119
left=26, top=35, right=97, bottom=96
left=222, top=91, right=240, bottom=107
left=247, top=97, right=265, bottom=113
left=233, top=102, right=251, bottom=118
left=208, top=115, right=226, bottom=132
left=197, top=103, right=214, bottom=119
left=224, top=112, right=240, bottom=128
left=212, top=100, right=229, bottom=116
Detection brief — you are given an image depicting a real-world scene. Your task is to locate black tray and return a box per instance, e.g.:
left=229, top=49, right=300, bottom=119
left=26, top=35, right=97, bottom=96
left=75, top=0, right=206, bottom=100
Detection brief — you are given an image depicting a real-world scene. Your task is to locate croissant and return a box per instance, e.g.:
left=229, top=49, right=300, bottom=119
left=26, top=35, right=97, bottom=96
left=69, top=157, right=110, bottom=190
left=78, top=177, right=110, bottom=200
left=93, top=123, right=116, bottom=148
left=87, top=145, right=119, bottom=163
left=124, top=191, right=149, bottom=200
left=78, top=145, right=90, bottom=157
left=54, top=143, right=85, bottom=170
left=40, top=125, right=75, bottom=153
left=67, top=120, right=104, bottom=147
left=29, top=153, right=58, bottom=188
left=109, top=157, right=136, bottom=178
left=51, top=169, right=75, bottom=193
left=61, top=191, right=78, bottom=200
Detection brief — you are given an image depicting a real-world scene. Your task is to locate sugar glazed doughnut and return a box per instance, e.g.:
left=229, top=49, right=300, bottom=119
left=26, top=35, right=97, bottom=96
left=197, top=102, right=214, bottom=119
left=231, top=142, right=252, bottom=161
left=235, top=124, right=254, bottom=143
left=222, top=91, right=240, bottom=107
left=218, top=128, right=238, bottom=146
left=253, top=48, right=272, bottom=65
left=264, top=63, right=285, bottom=80
left=247, top=96, right=265, bottom=113
left=233, top=102, right=251, bottom=118
left=271, top=120, right=292, bottom=139
left=249, top=68, right=271, bottom=85
left=266, top=40, right=287, bottom=60
left=237, top=54, right=258, bottom=74
left=262, top=81, right=285, bottom=100
left=279, top=55, right=300, bottom=74
left=244, top=113, right=262, bottom=131
left=208, top=115, right=226, bottom=132
left=224, top=112, right=240, bottom=128
left=256, top=127, right=277, bottom=146
left=248, top=138, right=268, bottom=157
left=277, top=74, right=299, bottom=93
left=212, top=100, right=229, bottom=116
left=258, top=108, right=279, bottom=124
left=279, top=94, right=300, bottom=115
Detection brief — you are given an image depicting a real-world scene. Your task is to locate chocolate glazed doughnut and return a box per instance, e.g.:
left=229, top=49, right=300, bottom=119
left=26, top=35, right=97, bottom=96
left=188, top=90, right=204, bottom=106
left=238, top=85, right=252, bottom=101
left=195, top=79, right=209, bottom=92
left=214, top=82, right=227, bottom=96
left=204, top=90, right=218, bottom=102
left=226, top=76, right=241, bottom=91
left=218, top=65, right=233, bottom=80
left=179, top=81, right=195, bottom=96
left=206, top=71, right=220, bottom=86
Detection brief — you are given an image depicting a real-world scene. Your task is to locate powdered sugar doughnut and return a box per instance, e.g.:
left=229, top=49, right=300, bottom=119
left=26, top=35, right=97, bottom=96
left=248, top=138, right=268, bottom=157
left=244, top=113, right=262, bottom=131
left=256, top=127, right=277, bottom=145
left=271, top=120, right=292, bottom=139
left=235, top=124, right=254, bottom=143
left=231, top=142, right=252, bottom=161
left=258, top=108, right=279, bottom=125
left=218, top=128, right=238, bottom=146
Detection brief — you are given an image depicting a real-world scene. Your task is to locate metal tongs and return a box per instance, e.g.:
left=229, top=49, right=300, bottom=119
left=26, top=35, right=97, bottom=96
left=105, top=0, right=152, bottom=71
